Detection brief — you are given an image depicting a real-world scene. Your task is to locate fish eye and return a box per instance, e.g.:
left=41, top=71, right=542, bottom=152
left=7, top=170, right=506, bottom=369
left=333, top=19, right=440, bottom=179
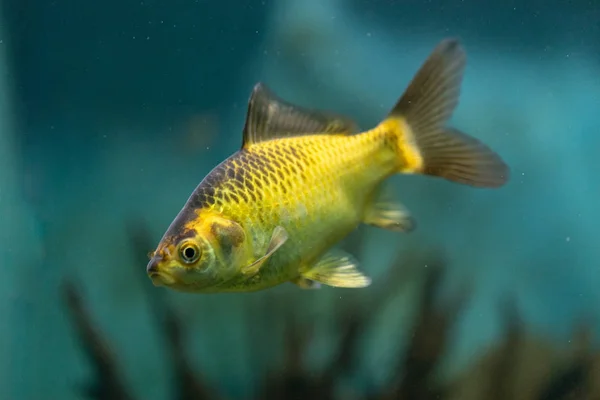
left=178, top=241, right=201, bottom=264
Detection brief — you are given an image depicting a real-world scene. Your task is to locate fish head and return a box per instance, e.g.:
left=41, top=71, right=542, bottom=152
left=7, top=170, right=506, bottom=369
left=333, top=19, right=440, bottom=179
left=146, top=212, right=249, bottom=292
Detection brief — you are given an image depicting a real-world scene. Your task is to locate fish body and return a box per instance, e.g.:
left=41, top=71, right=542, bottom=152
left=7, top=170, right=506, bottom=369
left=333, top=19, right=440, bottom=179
left=147, top=38, right=509, bottom=294
left=166, top=130, right=398, bottom=293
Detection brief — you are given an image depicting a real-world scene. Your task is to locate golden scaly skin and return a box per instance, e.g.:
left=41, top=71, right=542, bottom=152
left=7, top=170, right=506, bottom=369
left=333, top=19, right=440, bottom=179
left=215, top=128, right=394, bottom=292
left=146, top=38, right=510, bottom=294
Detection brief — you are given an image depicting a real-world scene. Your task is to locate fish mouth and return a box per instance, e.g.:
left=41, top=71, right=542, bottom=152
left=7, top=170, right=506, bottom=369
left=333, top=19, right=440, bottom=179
left=148, top=271, right=176, bottom=287
left=147, top=256, right=177, bottom=287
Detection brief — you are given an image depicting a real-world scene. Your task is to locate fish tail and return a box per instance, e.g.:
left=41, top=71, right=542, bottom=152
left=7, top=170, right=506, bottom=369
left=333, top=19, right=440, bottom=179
left=377, top=38, right=509, bottom=188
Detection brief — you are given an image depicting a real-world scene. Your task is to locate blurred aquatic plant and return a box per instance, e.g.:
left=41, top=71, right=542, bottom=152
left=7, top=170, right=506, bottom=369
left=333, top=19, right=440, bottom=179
left=61, top=220, right=600, bottom=400
left=62, top=280, right=134, bottom=400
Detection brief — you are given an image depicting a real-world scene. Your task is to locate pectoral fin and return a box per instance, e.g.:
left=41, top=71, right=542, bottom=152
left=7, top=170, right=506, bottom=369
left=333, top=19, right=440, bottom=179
left=300, top=250, right=371, bottom=288
left=241, top=226, right=288, bottom=276
left=363, top=187, right=416, bottom=233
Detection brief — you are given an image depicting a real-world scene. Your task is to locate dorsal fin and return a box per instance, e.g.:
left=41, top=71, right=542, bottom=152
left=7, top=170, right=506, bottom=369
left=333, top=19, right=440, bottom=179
left=241, top=82, right=358, bottom=149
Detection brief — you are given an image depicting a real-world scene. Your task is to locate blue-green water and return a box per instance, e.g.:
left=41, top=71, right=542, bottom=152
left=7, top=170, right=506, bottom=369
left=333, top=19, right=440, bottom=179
left=1, top=0, right=599, bottom=399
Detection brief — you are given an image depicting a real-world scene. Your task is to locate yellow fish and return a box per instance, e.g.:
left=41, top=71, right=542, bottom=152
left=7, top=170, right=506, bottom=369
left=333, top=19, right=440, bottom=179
left=146, top=38, right=509, bottom=293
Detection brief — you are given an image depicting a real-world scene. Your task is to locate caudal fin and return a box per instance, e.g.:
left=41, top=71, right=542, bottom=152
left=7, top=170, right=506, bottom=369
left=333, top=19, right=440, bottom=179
left=381, top=38, right=509, bottom=188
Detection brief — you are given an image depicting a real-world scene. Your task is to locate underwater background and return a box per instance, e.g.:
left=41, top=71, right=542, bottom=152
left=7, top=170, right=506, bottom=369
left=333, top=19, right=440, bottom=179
left=1, top=0, right=600, bottom=399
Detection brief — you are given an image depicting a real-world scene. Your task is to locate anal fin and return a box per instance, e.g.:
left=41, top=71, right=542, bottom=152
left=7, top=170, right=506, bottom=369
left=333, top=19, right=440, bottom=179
left=363, top=186, right=416, bottom=233
left=300, top=250, right=371, bottom=289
